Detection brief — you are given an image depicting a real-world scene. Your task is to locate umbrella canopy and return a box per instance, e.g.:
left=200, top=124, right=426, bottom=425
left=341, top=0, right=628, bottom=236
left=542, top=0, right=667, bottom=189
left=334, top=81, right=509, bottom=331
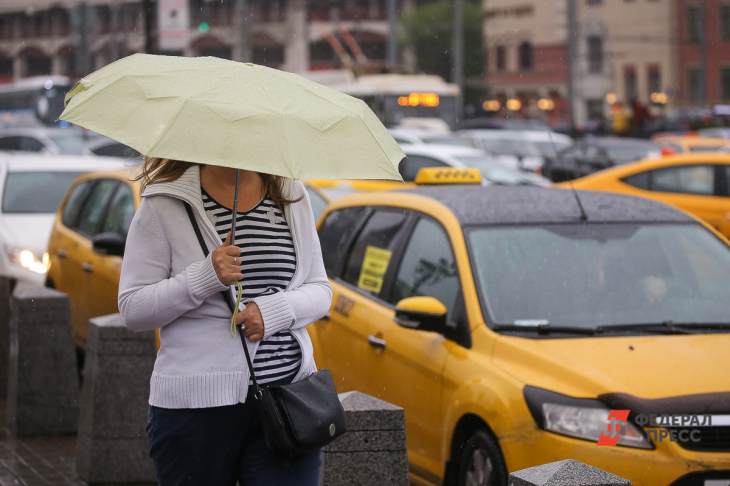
left=60, top=53, right=404, bottom=181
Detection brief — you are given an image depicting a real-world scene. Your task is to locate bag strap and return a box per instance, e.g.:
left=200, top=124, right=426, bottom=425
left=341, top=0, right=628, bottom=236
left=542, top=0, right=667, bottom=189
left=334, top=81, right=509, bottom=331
left=183, top=201, right=262, bottom=397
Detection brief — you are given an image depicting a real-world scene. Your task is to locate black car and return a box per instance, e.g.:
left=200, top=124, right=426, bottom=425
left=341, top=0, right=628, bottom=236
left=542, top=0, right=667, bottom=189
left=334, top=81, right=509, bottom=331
left=543, top=136, right=661, bottom=182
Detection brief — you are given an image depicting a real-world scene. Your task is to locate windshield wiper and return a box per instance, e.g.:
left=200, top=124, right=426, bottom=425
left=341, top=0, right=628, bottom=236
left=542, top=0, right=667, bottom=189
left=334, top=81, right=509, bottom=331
left=493, top=324, right=599, bottom=335
left=595, top=321, right=730, bottom=334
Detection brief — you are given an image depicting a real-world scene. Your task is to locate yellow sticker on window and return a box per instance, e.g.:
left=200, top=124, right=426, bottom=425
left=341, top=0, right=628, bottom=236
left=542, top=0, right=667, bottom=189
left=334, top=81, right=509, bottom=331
left=357, top=245, right=392, bottom=294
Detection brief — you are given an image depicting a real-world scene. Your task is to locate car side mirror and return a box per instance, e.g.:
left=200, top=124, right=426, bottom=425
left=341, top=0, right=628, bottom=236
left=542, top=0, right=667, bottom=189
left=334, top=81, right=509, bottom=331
left=92, top=232, right=125, bottom=257
left=394, top=296, right=447, bottom=333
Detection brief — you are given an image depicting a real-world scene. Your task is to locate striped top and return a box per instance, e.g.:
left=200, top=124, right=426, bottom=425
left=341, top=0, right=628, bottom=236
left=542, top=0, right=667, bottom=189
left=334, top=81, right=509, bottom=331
left=201, top=187, right=301, bottom=386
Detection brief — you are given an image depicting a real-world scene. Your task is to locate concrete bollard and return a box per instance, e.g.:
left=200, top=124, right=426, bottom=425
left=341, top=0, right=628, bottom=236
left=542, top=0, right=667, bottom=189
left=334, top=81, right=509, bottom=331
left=509, top=459, right=631, bottom=486
left=76, top=313, right=157, bottom=484
left=321, top=390, right=408, bottom=486
left=0, top=276, right=11, bottom=399
left=5, top=282, right=80, bottom=436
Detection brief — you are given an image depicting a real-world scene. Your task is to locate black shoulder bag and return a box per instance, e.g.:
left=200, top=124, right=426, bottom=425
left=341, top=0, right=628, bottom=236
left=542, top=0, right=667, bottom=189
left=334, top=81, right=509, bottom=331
left=183, top=201, right=346, bottom=458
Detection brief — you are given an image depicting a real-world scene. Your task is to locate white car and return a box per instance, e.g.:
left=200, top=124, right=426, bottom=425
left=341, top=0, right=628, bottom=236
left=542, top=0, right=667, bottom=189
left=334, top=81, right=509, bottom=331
left=0, top=127, right=93, bottom=155
left=388, top=128, right=473, bottom=148
left=0, top=154, right=129, bottom=285
left=456, top=129, right=573, bottom=172
left=400, top=144, right=551, bottom=186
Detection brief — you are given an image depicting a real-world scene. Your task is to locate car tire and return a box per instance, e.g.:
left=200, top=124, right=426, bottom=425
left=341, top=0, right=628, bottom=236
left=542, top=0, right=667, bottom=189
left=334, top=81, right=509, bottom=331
left=455, top=429, right=507, bottom=486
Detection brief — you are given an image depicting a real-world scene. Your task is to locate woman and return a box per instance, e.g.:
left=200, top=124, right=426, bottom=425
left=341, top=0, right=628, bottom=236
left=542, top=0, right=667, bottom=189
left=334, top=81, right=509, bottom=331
left=118, top=158, right=332, bottom=486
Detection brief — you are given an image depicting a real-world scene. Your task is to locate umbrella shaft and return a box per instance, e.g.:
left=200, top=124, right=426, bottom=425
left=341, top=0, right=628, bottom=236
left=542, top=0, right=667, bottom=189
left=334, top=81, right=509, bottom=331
left=231, top=169, right=240, bottom=238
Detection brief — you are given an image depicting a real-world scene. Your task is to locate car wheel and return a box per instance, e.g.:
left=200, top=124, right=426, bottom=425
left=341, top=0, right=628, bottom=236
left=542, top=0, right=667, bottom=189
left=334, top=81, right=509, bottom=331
left=456, top=430, right=507, bottom=486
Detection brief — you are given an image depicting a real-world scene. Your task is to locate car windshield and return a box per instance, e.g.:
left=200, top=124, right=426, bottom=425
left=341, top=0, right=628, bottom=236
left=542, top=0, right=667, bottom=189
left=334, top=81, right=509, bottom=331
left=468, top=223, right=730, bottom=329
left=48, top=133, right=88, bottom=154
left=454, top=155, right=531, bottom=184
left=2, top=171, right=84, bottom=213
left=603, top=142, right=658, bottom=161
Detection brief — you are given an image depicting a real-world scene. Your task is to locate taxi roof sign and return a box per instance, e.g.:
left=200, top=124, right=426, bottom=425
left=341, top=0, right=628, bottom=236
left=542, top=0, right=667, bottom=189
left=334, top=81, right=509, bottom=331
left=414, top=167, right=482, bottom=185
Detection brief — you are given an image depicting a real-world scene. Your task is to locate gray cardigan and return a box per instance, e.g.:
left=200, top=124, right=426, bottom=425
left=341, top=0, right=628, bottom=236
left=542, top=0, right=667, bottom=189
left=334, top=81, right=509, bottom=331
left=118, top=165, right=332, bottom=408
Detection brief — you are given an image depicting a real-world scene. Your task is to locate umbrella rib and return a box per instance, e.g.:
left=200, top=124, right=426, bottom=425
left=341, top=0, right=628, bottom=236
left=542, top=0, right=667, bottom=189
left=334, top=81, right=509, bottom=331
left=145, top=97, right=192, bottom=156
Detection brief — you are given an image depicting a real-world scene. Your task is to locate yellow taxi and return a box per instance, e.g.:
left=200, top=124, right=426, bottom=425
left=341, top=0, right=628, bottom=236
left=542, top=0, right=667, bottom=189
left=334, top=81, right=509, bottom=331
left=46, top=169, right=336, bottom=349
left=652, top=134, right=730, bottom=156
left=310, top=168, right=730, bottom=485
left=564, top=154, right=730, bottom=240
left=46, top=169, right=140, bottom=348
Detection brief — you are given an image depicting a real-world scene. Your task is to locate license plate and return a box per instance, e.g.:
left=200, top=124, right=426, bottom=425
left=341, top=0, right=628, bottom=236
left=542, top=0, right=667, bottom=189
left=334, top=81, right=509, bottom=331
left=704, top=481, right=730, bottom=486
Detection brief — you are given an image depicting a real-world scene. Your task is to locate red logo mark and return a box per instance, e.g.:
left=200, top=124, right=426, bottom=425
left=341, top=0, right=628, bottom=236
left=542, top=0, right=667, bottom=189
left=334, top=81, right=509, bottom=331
left=597, top=409, right=631, bottom=446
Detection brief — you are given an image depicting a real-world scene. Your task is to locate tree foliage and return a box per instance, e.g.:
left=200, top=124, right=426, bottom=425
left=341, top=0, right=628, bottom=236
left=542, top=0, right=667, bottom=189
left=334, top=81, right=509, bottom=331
left=400, top=0, right=484, bottom=82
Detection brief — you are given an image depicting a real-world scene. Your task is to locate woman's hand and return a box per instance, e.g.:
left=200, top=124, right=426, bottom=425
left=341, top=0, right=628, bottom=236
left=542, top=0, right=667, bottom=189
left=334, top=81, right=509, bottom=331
left=236, top=302, right=265, bottom=341
left=212, top=233, right=242, bottom=285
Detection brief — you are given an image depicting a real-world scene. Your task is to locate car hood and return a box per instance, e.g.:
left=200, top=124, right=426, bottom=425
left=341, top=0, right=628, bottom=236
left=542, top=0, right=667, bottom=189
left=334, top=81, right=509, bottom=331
left=0, top=214, right=55, bottom=253
left=492, top=333, right=730, bottom=399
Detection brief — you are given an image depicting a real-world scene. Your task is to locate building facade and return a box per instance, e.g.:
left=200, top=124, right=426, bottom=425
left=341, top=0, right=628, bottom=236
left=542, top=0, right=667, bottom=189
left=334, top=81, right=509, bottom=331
left=574, top=0, right=675, bottom=126
left=484, top=0, right=677, bottom=128
left=675, top=0, right=730, bottom=107
left=483, top=0, right=571, bottom=125
left=0, top=0, right=412, bottom=83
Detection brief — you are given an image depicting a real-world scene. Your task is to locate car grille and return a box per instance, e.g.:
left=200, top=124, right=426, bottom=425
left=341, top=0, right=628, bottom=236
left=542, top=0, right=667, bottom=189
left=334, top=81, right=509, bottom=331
left=667, top=427, right=730, bottom=452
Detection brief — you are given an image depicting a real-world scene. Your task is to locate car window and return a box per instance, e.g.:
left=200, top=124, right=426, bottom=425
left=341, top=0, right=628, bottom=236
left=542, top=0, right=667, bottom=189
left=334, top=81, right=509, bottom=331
left=76, top=180, right=119, bottom=236
left=623, top=171, right=650, bottom=190
left=650, top=165, right=714, bottom=195
left=400, top=155, right=448, bottom=181
left=390, top=217, right=461, bottom=322
left=305, top=185, right=327, bottom=221
left=318, top=206, right=370, bottom=278
left=102, top=183, right=135, bottom=237
left=0, top=136, right=19, bottom=151
left=342, top=208, right=409, bottom=297
left=62, top=181, right=93, bottom=227
left=2, top=171, right=84, bottom=214
left=17, top=136, right=45, bottom=152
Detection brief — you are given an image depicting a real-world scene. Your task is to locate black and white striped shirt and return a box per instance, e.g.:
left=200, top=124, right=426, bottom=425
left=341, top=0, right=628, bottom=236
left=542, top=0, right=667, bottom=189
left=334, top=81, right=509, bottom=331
left=202, top=188, right=301, bottom=386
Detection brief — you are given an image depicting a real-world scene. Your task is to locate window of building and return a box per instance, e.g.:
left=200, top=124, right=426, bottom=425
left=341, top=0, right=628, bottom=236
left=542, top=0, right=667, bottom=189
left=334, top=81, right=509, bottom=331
left=624, top=65, right=638, bottom=101
left=722, top=67, right=730, bottom=100
left=586, top=99, right=604, bottom=121
left=687, top=5, right=703, bottom=44
left=688, top=67, right=705, bottom=102
left=518, top=41, right=533, bottom=71
left=495, top=45, right=506, bottom=71
left=587, top=36, right=603, bottom=74
left=647, top=65, right=661, bottom=95
left=722, top=4, right=730, bottom=41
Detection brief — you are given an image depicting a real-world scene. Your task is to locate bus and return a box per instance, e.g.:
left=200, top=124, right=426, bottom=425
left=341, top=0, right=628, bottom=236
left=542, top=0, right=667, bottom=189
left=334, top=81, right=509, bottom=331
left=308, top=71, right=460, bottom=129
left=0, top=75, right=71, bottom=127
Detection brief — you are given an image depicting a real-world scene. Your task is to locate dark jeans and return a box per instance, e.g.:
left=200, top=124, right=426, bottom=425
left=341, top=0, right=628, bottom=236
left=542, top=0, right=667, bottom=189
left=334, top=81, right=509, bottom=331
left=145, top=391, right=321, bottom=486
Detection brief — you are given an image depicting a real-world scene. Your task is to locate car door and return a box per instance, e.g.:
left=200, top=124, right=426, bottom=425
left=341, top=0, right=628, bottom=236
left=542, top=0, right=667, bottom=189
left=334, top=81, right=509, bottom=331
left=377, top=214, right=464, bottom=476
left=48, top=179, right=95, bottom=336
left=64, top=179, right=120, bottom=346
left=85, top=181, right=135, bottom=322
left=310, top=205, right=373, bottom=389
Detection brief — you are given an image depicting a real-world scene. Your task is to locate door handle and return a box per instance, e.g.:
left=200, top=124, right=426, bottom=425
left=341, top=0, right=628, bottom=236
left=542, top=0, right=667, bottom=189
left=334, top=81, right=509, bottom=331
left=56, top=249, right=67, bottom=259
left=367, top=334, right=386, bottom=349
left=82, top=262, right=94, bottom=273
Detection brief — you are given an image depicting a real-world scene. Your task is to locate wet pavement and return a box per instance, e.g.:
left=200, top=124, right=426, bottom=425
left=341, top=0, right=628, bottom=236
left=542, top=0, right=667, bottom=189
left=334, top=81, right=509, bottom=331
left=0, top=401, right=83, bottom=485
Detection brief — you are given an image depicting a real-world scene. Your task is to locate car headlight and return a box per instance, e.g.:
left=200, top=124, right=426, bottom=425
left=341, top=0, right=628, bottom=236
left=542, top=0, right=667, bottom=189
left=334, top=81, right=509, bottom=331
left=524, top=385, right=652, bottom=449
left=6, top=247, right=50, bottom=274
